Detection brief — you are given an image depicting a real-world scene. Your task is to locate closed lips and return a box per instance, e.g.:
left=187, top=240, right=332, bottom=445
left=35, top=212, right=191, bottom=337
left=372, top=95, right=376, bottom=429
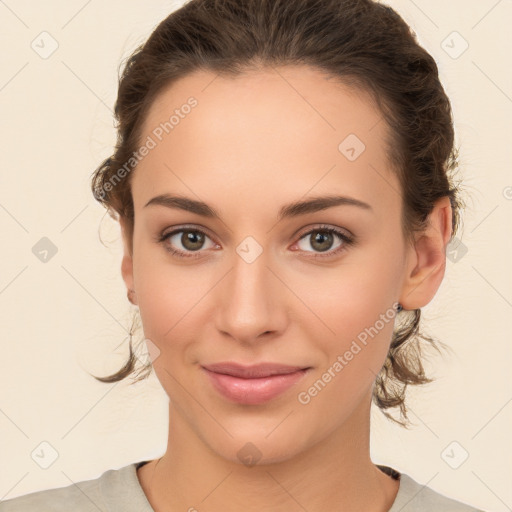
left=201, top=362, right=310, bottom=379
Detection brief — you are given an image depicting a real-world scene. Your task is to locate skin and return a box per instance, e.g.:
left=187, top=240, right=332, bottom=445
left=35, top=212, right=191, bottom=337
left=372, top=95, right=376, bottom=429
left=119, top=65, right=453, bottom=512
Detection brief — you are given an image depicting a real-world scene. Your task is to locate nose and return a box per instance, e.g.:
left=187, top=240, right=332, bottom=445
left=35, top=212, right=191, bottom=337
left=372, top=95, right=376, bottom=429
left=214, top=249, right=288, bottom=345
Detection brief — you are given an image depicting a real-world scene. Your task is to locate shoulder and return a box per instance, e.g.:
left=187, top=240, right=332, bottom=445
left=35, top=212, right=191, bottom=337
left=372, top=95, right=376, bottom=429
left=0, top=462, right=152, bottom=512
left=390, top=471, right=486, bottom=512
left=0, top=473, right=105, bottom=512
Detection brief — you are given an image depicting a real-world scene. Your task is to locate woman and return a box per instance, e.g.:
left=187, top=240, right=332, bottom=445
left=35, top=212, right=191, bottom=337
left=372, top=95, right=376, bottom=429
left=0, top=0, right=484, bottom=510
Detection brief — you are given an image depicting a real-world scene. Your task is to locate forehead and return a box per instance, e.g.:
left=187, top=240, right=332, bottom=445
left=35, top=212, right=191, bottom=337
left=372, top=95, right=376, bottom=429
left=133, top=65, right=400, bottom=217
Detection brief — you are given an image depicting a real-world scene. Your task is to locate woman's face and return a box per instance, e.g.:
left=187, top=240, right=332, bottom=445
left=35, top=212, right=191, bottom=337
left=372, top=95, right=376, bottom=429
left=122, top=65, right=416, bottom=464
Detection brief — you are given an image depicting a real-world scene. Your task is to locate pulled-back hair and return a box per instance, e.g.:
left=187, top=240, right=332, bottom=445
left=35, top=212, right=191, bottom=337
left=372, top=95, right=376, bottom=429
left=90, top=0, right=466, bottom=428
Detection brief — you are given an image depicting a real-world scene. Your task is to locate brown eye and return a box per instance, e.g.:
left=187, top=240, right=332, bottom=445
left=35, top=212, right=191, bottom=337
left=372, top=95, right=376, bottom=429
left=179, top=230, right=206, bottom=251
left=158, top=227, right=216, bottom=258
left=309, top=231, right=335, bottom=252
left=295, top=225, right=355, bottom=258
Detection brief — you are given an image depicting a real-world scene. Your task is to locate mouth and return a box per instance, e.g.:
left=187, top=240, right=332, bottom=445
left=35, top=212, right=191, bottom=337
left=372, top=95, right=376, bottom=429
left=200, top=362, right=311, bottom=405
left=201, top=361, right=311, bottom=379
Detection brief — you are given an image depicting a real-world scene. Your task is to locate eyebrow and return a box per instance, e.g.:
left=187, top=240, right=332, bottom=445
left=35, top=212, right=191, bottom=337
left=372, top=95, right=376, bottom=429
left=144, top=193, right=373, bottom=220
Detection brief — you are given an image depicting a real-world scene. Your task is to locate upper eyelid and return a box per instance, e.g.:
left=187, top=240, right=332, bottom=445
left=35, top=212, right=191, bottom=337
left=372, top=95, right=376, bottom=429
left=162, top=223, right=217, bottom=239
left=294, top=224, right=352, bottom=239
left=162, top=223, right=351, bottom=247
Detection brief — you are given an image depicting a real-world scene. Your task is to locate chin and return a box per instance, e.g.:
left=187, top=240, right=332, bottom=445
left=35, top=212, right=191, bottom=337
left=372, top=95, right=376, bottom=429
left=200, top=423, right=311, bottom=468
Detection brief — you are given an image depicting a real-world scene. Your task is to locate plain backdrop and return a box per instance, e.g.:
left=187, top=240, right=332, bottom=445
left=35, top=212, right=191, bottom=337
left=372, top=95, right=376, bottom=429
left=0, top=1, right=511, bottom=511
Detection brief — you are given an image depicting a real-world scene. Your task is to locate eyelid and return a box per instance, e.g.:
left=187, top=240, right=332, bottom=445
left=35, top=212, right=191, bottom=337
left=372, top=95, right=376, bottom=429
left=294, top=223, right=354, bottom=240
left=157, top=223, right=355, bottom=259
left=158, top=223, right=221, bottom=251
left=291, top=224, right=355, bottom=258
left=160, top=223, right=217, bottom=240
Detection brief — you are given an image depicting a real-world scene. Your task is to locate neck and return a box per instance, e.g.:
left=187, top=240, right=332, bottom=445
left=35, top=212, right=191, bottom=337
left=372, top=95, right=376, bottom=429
left=137, top=390, right=399, bottom=512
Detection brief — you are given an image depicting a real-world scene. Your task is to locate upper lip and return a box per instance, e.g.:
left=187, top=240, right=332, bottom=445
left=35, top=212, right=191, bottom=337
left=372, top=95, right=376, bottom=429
left=202, top=362, right=310, bottom=378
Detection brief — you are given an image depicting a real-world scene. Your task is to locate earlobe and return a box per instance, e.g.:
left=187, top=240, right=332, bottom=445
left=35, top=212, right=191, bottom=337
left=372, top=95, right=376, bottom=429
left=399, top=196, right=453, bottom=310
left=120, top=217, right=137, bottom=305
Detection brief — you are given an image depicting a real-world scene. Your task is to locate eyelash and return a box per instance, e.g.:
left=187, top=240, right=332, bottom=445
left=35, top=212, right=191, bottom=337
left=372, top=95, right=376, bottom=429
left=156, top=224, right=355, bottom=260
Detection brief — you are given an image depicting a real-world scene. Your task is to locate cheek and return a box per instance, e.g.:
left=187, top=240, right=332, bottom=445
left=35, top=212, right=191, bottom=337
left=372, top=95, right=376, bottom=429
left=296, top=256, right=399, bottom=337
left=133, top=226, right=402, bottom=357
left=296, top=279, right=398, bottom=416
left=293, top=253, right=401, bottom=381
left=132, top=244, right=196, bottom=342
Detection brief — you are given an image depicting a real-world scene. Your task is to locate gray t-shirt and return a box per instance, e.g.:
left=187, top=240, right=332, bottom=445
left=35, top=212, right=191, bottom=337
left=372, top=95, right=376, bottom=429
left=0, top=461, right=484, bottom=511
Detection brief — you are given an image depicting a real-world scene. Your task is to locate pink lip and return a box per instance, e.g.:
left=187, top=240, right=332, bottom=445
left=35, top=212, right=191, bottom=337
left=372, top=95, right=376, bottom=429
left=201, top=362, right=311, bottom=405
left=202, top=361, right=308, bottom=378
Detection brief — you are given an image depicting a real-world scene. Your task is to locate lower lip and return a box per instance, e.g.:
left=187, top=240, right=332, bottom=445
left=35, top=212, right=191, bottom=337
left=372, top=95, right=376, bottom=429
left=201, top=367, right=310, bottom=405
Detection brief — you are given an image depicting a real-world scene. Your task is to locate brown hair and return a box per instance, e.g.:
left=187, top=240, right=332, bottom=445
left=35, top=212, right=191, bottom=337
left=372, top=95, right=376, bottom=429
left=90, top=0, right=466, bottom=428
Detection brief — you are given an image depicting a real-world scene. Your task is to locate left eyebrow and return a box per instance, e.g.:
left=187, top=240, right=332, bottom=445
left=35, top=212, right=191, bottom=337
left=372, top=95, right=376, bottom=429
left=278, top=194, right=373, bottom=219
left=144, top=193, right=373, bottom=220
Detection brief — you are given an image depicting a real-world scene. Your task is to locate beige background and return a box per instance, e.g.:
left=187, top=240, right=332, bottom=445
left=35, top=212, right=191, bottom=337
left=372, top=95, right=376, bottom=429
left=0, top=1, right=511, bottom=510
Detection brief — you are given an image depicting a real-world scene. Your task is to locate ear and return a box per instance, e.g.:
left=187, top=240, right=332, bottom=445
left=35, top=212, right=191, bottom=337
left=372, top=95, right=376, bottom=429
left=399, top=196, right=453, bottom=310
left=120, top=216, right=137, bottom=306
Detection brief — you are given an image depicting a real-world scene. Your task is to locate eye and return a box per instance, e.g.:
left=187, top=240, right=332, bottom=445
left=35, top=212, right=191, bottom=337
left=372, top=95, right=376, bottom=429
left=156, top=224, right=355, bottom=260
left=157, top=226, right=218, bottom=259
left=293, top=224, right=355, bottom=258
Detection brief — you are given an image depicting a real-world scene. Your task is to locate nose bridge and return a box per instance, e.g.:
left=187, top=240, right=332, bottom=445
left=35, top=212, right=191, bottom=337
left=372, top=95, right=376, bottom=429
left=215, top=241, right=285, bottom=342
